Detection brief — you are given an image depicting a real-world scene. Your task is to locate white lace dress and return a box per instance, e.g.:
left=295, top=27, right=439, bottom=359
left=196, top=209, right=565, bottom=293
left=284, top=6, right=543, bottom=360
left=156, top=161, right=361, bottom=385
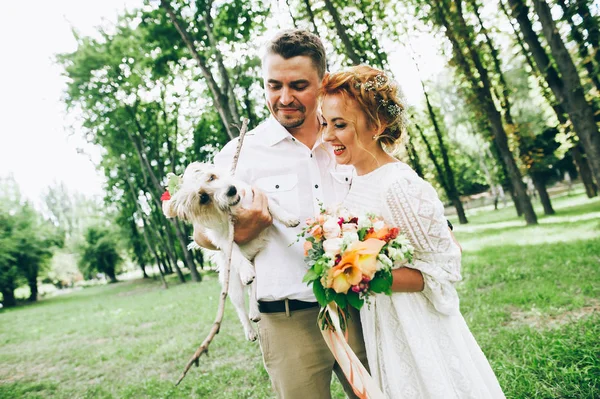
left=343, top=162, right=505, bottom=399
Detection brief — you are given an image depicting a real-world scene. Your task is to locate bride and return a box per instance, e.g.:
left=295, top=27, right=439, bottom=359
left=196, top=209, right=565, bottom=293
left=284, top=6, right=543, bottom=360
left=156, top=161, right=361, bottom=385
left=319, top=65, right=505, bottom=398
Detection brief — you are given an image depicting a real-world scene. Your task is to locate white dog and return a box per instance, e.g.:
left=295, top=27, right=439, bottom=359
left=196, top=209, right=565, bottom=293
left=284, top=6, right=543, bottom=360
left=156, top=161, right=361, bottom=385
left=162, top=162, right=300, bottom=341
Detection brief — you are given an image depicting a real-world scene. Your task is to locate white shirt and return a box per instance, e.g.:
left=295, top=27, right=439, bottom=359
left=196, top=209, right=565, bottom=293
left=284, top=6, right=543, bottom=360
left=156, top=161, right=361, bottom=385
left=214, top=117, right=354, bottom=302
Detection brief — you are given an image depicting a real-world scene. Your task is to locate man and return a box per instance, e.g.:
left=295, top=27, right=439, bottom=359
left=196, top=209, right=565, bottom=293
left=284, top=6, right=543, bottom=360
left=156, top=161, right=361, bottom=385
left=194, top=29, right=368, bottom=398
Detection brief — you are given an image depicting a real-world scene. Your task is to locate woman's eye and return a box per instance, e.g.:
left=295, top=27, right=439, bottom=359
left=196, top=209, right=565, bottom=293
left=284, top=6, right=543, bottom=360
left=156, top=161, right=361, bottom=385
left=335, top=124, right=346, bottom=129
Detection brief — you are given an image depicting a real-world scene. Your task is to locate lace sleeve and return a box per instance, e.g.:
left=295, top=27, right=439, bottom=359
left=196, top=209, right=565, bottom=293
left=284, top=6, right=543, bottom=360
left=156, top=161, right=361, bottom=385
left=382, top=171, right=462, bottom=315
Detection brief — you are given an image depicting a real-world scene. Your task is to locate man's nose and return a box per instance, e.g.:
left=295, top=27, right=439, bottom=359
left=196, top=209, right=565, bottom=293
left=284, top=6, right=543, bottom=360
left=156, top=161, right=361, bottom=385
left=280, top=87, right=294, bottom=106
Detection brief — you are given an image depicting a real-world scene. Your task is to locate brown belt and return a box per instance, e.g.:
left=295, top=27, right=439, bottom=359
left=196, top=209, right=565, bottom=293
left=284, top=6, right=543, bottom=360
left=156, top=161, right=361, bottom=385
left=258, top=299, right=319, bottom=314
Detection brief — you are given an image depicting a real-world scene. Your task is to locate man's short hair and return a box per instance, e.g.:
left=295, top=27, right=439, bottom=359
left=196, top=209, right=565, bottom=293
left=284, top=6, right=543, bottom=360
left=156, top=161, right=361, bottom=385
left=265, top=29, right=327, bottom=78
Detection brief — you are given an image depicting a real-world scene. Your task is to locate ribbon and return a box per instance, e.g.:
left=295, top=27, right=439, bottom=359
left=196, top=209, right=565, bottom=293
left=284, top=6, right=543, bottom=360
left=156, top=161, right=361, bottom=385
left=319, top=303, right=386, bottom=399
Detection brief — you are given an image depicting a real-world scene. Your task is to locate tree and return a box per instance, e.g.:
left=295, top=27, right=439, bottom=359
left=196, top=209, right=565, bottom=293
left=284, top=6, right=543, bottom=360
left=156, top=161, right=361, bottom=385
left=507, top=0, right=600, bottom=186
left=78, top=226, right=123, bottom=283
left=431, top=0, right=538, bottom=224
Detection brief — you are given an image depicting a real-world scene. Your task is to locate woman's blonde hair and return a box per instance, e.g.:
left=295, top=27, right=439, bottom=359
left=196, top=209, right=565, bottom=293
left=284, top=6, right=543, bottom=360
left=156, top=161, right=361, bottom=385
left=320, top=65, right=406, bottom=149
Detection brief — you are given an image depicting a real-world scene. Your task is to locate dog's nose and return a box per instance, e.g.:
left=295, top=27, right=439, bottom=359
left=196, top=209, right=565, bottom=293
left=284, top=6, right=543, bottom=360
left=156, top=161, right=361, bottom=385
left=226, top=186, right=237, bottom=197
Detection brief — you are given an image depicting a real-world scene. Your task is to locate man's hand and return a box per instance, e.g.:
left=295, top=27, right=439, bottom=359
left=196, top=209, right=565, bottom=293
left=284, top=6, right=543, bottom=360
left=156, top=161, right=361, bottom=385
left=233, top=187, right=273, bottom=244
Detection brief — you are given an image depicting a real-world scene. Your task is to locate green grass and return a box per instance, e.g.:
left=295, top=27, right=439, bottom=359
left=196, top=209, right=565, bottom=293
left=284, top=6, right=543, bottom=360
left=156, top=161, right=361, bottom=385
left=1, top=190, right=599, bottom=398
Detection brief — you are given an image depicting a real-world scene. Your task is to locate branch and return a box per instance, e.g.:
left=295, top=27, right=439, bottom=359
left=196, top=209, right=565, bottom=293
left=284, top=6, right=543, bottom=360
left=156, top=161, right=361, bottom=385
left=175, top=118, right=249, bottom=385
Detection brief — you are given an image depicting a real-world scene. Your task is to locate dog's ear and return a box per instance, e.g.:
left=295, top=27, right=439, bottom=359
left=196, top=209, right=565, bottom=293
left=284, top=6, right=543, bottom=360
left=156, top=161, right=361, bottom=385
left=162, top=199, right=178, bottom=219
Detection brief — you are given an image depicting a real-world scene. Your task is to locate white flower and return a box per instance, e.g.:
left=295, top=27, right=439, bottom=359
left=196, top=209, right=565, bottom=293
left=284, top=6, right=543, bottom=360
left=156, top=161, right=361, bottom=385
left=342, top=223, right=358, bottom=233
left=392, top=234, right=412, bottom=249
left=342, top=231, right=359, bottom=247
left=376, top=254, right=393, bottom=271
left=323, top=217, right=341, bottom=239
left=387, top=246, right=405, bottom=261
left=323, top=238, right=343, bottom=256
left=373, top=220, right=385, bottom=231
left=337, top=207, right=351, bottom=221
left=325, top=254, right=335, bottom=268
left=357, top=214, right=373, bottom=229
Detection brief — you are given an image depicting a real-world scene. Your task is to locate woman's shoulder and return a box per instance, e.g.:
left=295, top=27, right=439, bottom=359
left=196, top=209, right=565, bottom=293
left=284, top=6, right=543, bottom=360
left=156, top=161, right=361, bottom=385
left=382, top=162, right=438, bottom=200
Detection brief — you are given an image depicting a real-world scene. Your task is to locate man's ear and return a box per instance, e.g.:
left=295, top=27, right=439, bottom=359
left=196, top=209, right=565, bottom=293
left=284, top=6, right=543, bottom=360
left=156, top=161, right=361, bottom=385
left=162, top=199, right=177, bottom=219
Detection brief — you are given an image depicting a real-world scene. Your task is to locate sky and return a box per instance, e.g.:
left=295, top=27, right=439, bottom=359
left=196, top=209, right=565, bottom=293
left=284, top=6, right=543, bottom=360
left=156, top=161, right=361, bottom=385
left=0, top=0, right=141, bottom=204
left=0, top=0, right=444, bottom=205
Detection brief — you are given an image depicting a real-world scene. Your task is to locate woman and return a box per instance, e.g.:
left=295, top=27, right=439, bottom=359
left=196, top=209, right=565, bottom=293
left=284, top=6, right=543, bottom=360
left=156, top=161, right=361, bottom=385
left=320, top=65, right=505, bottom=398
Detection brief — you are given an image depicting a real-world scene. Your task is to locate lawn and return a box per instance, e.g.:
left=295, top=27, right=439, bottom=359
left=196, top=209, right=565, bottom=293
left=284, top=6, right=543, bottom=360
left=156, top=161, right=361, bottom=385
left=1, top=189, right=599, bottom=398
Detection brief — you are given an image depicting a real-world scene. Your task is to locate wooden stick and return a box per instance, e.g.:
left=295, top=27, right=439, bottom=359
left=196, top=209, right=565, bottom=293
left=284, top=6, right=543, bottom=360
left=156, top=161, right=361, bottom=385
left=175, top=118, right=249, bottom=385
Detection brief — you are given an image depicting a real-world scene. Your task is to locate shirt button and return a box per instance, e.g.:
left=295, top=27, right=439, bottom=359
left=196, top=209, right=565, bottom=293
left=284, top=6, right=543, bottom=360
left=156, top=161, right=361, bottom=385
left=275, top=185, right=280, bottom=189
left=310, top=154, right=313, bottom=158
left=345, top=178, right=349, bottom=181
left=292, top=138, right=296, bottom=141
left=315, top=184, right=319, bottom=189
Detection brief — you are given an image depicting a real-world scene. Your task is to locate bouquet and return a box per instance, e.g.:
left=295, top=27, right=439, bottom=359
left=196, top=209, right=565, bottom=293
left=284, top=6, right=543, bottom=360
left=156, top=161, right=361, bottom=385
left=300, top=206, right=414, bottom=331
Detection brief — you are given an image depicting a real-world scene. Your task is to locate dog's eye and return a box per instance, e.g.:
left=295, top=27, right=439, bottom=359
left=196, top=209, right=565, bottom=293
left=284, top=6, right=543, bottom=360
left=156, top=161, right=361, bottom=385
left=199, top=192, right=210, bottom=204
left=208, top=174, right=216, bottom=182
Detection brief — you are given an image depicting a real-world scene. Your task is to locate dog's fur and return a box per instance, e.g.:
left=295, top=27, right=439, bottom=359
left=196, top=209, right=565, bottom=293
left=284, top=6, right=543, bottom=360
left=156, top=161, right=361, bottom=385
left=162, top=162, right=300, bottom=341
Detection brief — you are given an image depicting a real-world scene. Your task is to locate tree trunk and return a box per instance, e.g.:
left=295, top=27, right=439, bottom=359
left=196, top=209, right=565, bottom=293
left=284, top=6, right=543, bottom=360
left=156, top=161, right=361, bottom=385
left=322, top=0, right=362, bottom=65
left=424, top=89, right=468, bottom=224
left=571, top=144, right=598, bottom=198
left=406, top=129, right=425, bottom=178
left=27, top=278, right=38, bottom=302
left=414, top=122, right=468, bottom=223
left=1, top=288, right=16, bottom=307
left=556, top=0, right=600, bottom=91
left=439, top=1, right=537, bottom=224
left=531, top=172, right=555, bottom=215
left=302, top=0, right=320, bottom=37
left=160, top=0, right=239, bottom=140
left=106, top=269, right=118, bottom=283
left=510, top=0, right=600, bottom=186
left=201, top=8, right=241, bottom=126
left=140, top=219, right=168, bottom=288
left=355, top=0, right=388, bottom=69
left=124, top=117, right=201, bottom=282
left=574, top=0, right=600, bottom=65
left=471, top=0, right=516, bottom=125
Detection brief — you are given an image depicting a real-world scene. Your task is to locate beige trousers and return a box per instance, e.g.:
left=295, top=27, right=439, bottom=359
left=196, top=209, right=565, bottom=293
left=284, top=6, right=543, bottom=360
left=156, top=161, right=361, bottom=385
left=257, top=306, right=369, bottom=399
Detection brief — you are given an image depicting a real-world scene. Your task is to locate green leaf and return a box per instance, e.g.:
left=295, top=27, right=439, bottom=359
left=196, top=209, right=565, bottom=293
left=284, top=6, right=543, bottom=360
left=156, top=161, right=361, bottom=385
left=313, top=280, right=328, bottom=307
left=347, top=291, right=364, bottom=310
left=369, top=275, right=391, bottom=294
left=334, top=293, right=348, bottom=309
left=303, top=268, right=319, bottom=283
left=358, top=228, right=367, bottom=241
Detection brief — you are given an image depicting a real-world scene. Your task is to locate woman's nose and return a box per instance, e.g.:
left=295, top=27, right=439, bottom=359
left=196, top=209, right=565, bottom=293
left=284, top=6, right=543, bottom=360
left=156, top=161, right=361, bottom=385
left=322, top=126, right=334, bottom=141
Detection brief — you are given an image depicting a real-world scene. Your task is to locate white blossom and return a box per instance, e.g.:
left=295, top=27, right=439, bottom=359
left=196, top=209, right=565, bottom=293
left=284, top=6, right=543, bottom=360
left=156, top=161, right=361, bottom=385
left=323, top=238, right=343, bottom=256
left=323, top=217, right=342, bottom=239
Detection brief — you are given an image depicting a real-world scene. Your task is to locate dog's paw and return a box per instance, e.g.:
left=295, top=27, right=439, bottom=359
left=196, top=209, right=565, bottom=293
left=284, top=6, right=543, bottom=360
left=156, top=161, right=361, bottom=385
left=249, top=310, right=261, bottom=323
left=283, top=218, right=301, bottom=228
left=238, top=267, right=256, bottom=286
left=246, top=328, right=258, bottom=342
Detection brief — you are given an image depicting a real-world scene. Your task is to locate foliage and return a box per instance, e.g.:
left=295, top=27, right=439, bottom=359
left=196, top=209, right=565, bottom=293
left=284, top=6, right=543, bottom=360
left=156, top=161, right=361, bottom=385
left=78, top=225, right=123, bottom=283
left=1, top=191, right=598, bottom=397
left=0, top=178, right=61, bottom=306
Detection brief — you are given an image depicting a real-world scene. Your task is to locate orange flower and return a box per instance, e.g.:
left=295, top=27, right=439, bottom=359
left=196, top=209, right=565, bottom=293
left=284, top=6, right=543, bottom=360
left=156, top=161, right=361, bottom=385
left=326, top=253, right=363, bottom=293
left=326, top=238, right=386, bottom=293
left=365, top=226, right=390, bottom=241
left=303, top=240, right=313, bottom=256
left=346, top=238, right=386, bottom=279
left=309, top=225, right=323, bottom=241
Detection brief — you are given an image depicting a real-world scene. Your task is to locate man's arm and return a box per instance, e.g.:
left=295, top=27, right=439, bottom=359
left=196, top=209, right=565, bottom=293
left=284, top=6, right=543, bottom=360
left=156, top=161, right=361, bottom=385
left=193, top=188, right=273, bottom=249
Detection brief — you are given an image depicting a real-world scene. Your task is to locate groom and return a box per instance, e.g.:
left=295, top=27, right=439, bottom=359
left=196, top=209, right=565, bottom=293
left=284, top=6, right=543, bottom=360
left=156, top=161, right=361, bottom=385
left=193, top=29, right=369, bottom=398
